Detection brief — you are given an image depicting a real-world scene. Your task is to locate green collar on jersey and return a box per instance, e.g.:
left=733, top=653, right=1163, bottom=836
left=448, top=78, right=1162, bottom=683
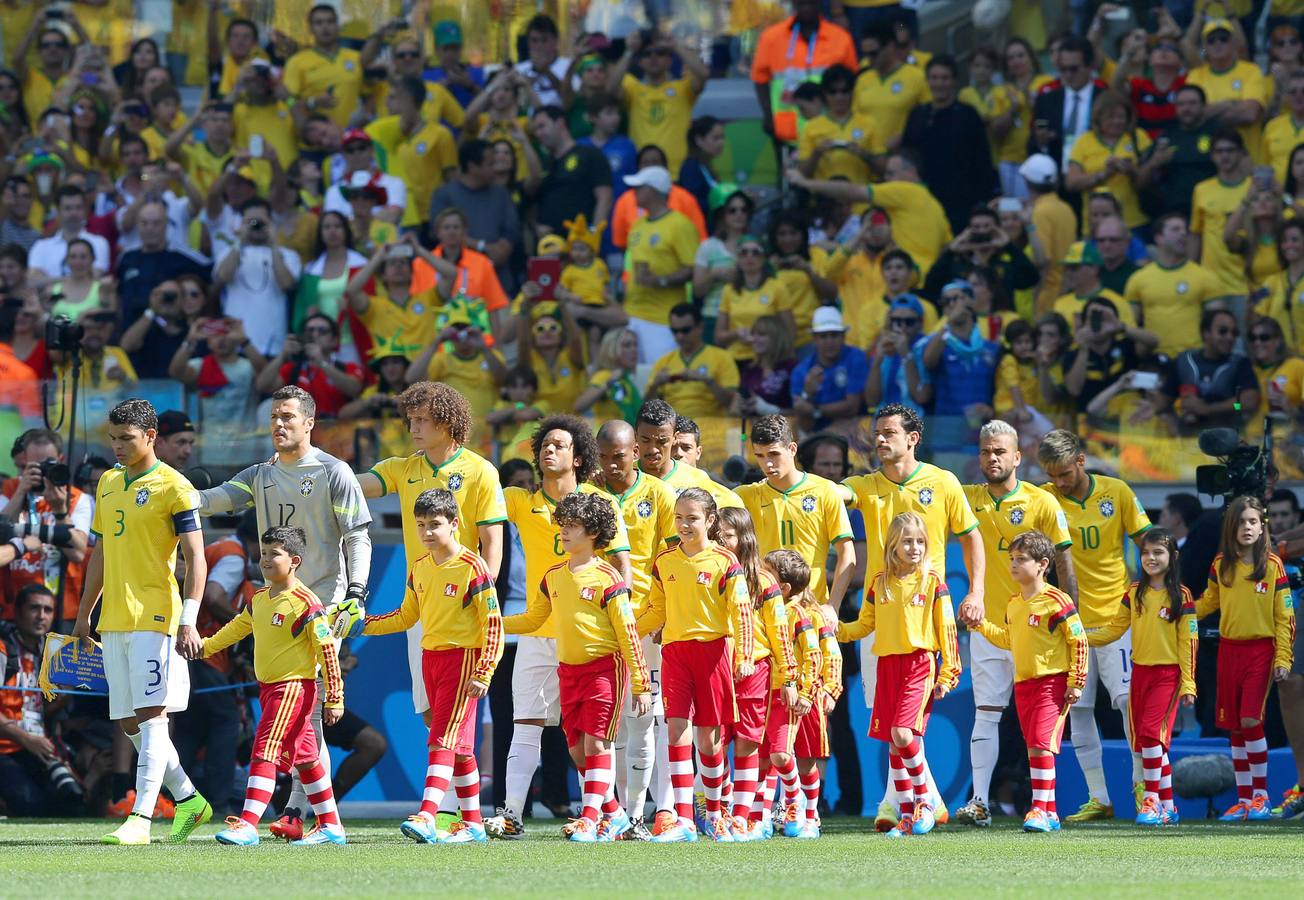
left=423, top=446, right=464, bottom=475
left=988, top=480, right=1022, bottom=508
left=766, top=472, right=807, bottom=497
left=123, top=459, right=162, bottom=488
left=1061, top=473, right=1095, bottom=507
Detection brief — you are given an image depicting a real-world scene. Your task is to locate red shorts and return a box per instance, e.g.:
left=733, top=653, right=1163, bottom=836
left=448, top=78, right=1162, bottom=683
left=793, top=703, right=829, bottom=759
left=252, top=679, right=319, bottom=773
left=869, top=650, right=936, bottom=742
left=559, top=654, right=626, bottom=747
left=1128, top=663, right=1181, bottom=751
left=423, top=647, right=482, bottom=755
left=1216, top=637, right=1275, bottom=730
left=662, top=638, right=736, bottom=727
left=761, top=688, right=796, bottom=757
left=731, top=658, right=772, bottom=745
left=1014, top=673, right=1070, bottom=753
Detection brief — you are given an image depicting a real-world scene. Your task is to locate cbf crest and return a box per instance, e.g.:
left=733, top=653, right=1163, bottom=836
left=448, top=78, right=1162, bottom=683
left=1010, top=507, right=1025, bottom=525
left=1099, top=499, right=1115, bottom=518
left=448, top=473, right=464, bottom=492
left=918, top=488, right=934, bottom=507
left=801, top=495, right=817, bottom=513
left=299, top=476, right=315, bottom=496
left=134, top=487, right=150, bottom=507
left=636, top=499, right=653, bottom=519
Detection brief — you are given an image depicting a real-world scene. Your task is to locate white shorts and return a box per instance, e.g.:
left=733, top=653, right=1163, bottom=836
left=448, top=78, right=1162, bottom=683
left=101, top=631, right=190, bottom=721
left=859, top=632, right=878, bottom=707
left=407, top=623, right=429, bottom=714
left=629, top=317, right=677, bottom=366
left=512, top=635, right=560, bottom=725
left=1077, top=630, right=1132, bottom=710
left=623, top=636, right=664, bottom=718
left=970, top=631, right=1015, bottom=709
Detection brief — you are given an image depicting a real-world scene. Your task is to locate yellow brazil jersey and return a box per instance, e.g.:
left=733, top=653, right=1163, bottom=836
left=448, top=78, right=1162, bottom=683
left=1260, top=269, right=1304, bottom=351
left=1068, top=130, right=1153, bottom=229
left=775, top=246, right=833, bottom=343
left=752, top=570, right=798, bottom=685
left=978, top=585, right=1089, bottom=686
left=864, top=181, right=953, bottom=276
left=839, top=569, right=959, bottom=693
left=1042, top=474, right=1151, bottom=628
left=637, top=543, right=753, bottom=666
left=844, top=462, right=979, bottom=584
left=425, top=348, right=506, bottom=425
left=653, top=460, right=746, bottom=510
left=475, top=116, right=532, bottom=182
left=1000, top=75, right=1054, bottom=164
left=786, top=597, right=824, bottom=700
left=959, top=84, right=1013, bottom=164
left=622, top=75, right=699, bottom=177
left=1251, top=357, right=1304, bottom=437
left=141, top=114, right=188, bottom=162
left=179, top=140, right=235, bottom=200
left=1185, top=61, right=1267, bottom=161
left=90, top=461, right=201, bottom=635
left=21, top=68, right=57, bottom=125
left=964, top=480, right=1072, bottom=623
left=853, top=64, right=930, bottom=145
left=369, top=447, right=507, bottom=574
left=719, top=276, right=794, bottom=363
left=1051, top=287, right=1139, bottom=332
left=202, top=583, right=344, bottom=706
left=600, top=471, right=677, bottom=602
left=504, top=558, right=650, bottom=694
left=366, top=116, right=458, bottom=227
left=797, top=112, right=885, bottom=185
left=234, top=101, right=299, bottom=173
left=360, top=288, right=444, bottom=353
left=1197, top=554, right=1296, bottom=671
left=1123, top=260, right=1222, bottom=358
left=364, top=547, right=504, bottom=682
left=282, top=47, right=365, bottom=129
left=561, top=260, right=610, bottom=306
left=585, top=368, right=638, bottom=423
left=625, top=210, right=700, bottom=323
left=647, top=345, right=740, bottom=421
left=736, top=473, right=853, bottom=603
left=530, top=352, right=587, bottom=415
left=219, top=49, right=271, bottom=97
left=372, top=79, right=466, bottom=133
left=994, top=354, right=1040, bottom=413
left=504, top=484, right=631, bottom=639
left=1264, top=113, right=1304, bottom=183
left=1092, top=582, right=1197, bottom=698
left=1191, top=175, right=1252, bottom=295
left=828, top=253, right=940, bottom=348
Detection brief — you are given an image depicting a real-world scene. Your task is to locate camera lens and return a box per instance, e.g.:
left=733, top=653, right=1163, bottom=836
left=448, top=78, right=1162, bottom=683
left=161, top=290, right=178, bottom=303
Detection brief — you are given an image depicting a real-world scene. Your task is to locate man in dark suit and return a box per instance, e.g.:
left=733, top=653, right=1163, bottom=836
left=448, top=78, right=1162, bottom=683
left=1027, top=35, right=1103, bottom=172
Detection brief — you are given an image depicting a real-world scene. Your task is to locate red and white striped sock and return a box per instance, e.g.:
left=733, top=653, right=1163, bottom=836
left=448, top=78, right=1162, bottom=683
left=731, top=752, right=760, bottom=821
left=1230, top=730, right=1252, bottom=803
left=1159, top=750, right=1174, bottom=811
left=418, top=748, right=455, bottom=820
left=1029, top=752, right=1056, bottom=814
left=752, top=766, right=776, bottom=822
left=888, top=752, right=913, bottom=817
left=581, top=753, right=614, bottom=823
left=668, top=743, right=695, bottom=825
left=238, top=759, right=276, bottom=826
left=899, top=736, right=929, bottom=809
left=452, top=755, right=483, bottom=824
left=297, top=759, right=341, bottom=828
left=800, top=768, right=820, bottom=824
left=776, top=756, right=800, bottom=806
left=719, top=773, right=733, bottom=815
left=698, top=749, right=726, bottom=816
left=602, top=779, right=621, bottom=816
left=1140, top=742, right=1163, bottom=805
left=1244, top=723, right=1269, bottom=799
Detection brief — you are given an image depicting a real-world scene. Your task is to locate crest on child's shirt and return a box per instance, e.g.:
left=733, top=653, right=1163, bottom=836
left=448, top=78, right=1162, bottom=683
left=1256, top=581, right=1268, bottom=594
left=911, top=593, right=927, bottom=607
left=801, top=496, right=817, bottom=513
left=444, top=583, right=459, bottom=597
left=1010, top=507, right=1025, bottom=525
left=918, top=488, right=934, bottom=507
left=1158, top=606, right=1171, bottom=621
left=1099, top=499, right=1115, bottom=518
left=580, top=587, right=596, bottom=601
left=135, top=487, right=150, bottom=507
left=1028, top=613, right=1041, bottom=627
left=696, top=571, right=712, bottom=585
left=852, top=128, right=864, bottom=140
left=271, top=612, right=285, bottom=626
left=636, top=500, right=653, bottom=519
left=448, top=473, right=464, bottom=492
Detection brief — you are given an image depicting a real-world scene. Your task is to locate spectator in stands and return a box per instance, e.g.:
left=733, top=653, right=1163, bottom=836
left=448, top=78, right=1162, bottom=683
left=1028, top=35, right=1099, bottom=171
left=367, top=76, right=458, bottom=231
left=1053, top=242, right=1157, bottom=350
left=515, top=14, right=569, bottom=109
left=1062, top=295, right=1142, bottom=427
left=1192, top=139, right=1255, bottom=316
left=731, top=314, right=797, bottom=418
left=577, top=93, right=638, bottom=199
left=679, top=116, right=725, bottom=218
left=115, top=143, right=201, bottom=253
left=610, top=144, right=708, bottom=252
left=1160, top=492, right=1205, bottom=549
left=256, top=313, right=363, bottom=418
left=752, top=0, right=857, bottom=145
left=9, top=293, right=48, bottom=381
left=1015, top=153, right=1075, bottom=310
left=853, top=21, right=929, bottom=151
left=716, top=234, right=796, bottom=367
left=1186, top=18, right=1266, bottom=164
left=647, top=302, right=739, bottom=421
left=575, top=327, right=642, bottom=425
left=282, top=4, right=363, bottom=130
left=1123, top=212, right=1221, bottom=360
left=426, top=21, right=485, bottom=109
left=164, top=101, right=237, bottom=200
left=797, top=64, right=884, bottom=186
left=361, top=32, right=464, bottom=135
left=291, top=211, right=366, bottom=345
left=1149, top=84, right=1216, bottom=221
left=27, top=186, right=110, bottom=282
left=1265, top=69, right=1304, bottom=183
left=1091, top=215, right=1140, bottom=294
left=347, top=237, right=455, bottom=354
left=1247, top=316, right=1304, bottom=428
left=865, top=294, right=927, bottom=416
left=230, top=61, right=297, bottom=174
left=53, top=309, right=136, bottom=391
left=903, top=55, right=996, bottom=231
left=14, top=13, right=80, bottom=122
left=168, top=313, right=267, bottom=440
left=430, top=139, right=523, bottom=294
left=609, top=30, right=707, bottom=177
left=918, top=280, right=1000, bottom=465
left=1158, top=307, right=1259, bottom=433
left=0, top=177, right=40, bottom=251
left=1111, top=30, right=1186, bottom=135
left=213, top=198, right=301, bottom=355
left=531, top=105, right=613, bottom=237
left=1262, top=220, right=1304, bottom=351
left=119, top=280, right=192, bottom=378
left=324, top=130, right=406, bottom=225
left=430, top=207, right=510, bottom=341
left=791, top=306, right=867, bottom=433
left=924, top=203, right=1040, bottom=302
left=405, top=316, right=508, bottom=428
left=1065, top=91, right=1159, bottom=235
left=623, top=166, right=700, bottom=362
left=46, top=240, right=114, bottom=321
left=154, top=410, right=197, bottom=470
left=693, top=185, right=753, bottom=342
left=114, top=199, right=210, bottom=323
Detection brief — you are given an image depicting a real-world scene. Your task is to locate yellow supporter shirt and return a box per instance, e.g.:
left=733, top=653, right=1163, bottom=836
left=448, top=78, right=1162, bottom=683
left=999, top=75, right=1055, bottom=164
left=234, top=101, right=299, bottom=172
left=964, top=480, right=1072, bottom=623
left=853, top=64, right=930, bottom=145
left=1042, top=474, right=1151, bottom=628
left=368, top=447, right=507, bottom=574
left=994, top=355, right=1040, bottom=412
left=1197, top=554, right=1296, bottom=671
left=504, top=558, right=650, bottom=693
left=1251, top=357, right=1304, bottom=436
left=797, top=111, right=885, bottom=184
left=647, top=345, right=740, bottom=421
left=1192, top=174, right=1252, bottom=295
left=202, top=582, right=344, bottom=707
left=775, top=246, right=833, bottom=342
left=838, top=568, right=960, bottom=691
left=600, top=471, right=677, bottom=602
left=621, top=75, right=699, bottom=177
left=218, top=49, right=271, bottom=97
left=1185, top=61, right=1267, bottom=161
left=752, top=570, right=798, bottom=684
left=735, top=473, right=854, bottom=603
left=425, top=348, right=505, bottom=421
left=1032, top=191, right=1079, bottom=310
left=653, top=459, right=746, bottom=510
left=504, top=484, right=631, bottom=639
left=364, top=547, right=503, bottom=682
left=1068, top=130, right=1153, bottom=228
left=1092, top=583, right=1197, bottom=698
left=179, top=140, right=235, bottom=200
left=625, top=210, right=699, bottom=323
left=585, top=368, right=639, bottom=423
left=959, top=84, right=1014, bottom=164
left=978, top=585, right=1089, bottom=686
left=366, top=116, right=457, bottom=227
left=530, top=352, right=587, bottom=415
left=1263, top=113, right=1304, bottom=182
left=636, top=543, right=754, bottom=666
left=372, top=79, right=466, bottom=132
left=719, top=276, right=794, bottom=363
left=1260, top=269, right=1304, bottom=351
left=864, top=181, right=953, bottom=275
left=561, top=260, right=610, bottom=305
left=1123, top=259, right=1222, bottom=358
left=90, top=461, right=200, bottom=635
left=282, top=47, right=365, bottom=129
left=359, top=288, right=443, bottom=354
left=141, top=114, right=189, bottom=162
left=1051, top=288, right=1139, bottom=331
left=787, top=598, right=824, bottom=700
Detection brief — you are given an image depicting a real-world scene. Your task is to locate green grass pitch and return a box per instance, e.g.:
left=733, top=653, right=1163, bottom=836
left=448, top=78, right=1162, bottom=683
left=4, top=817, right=1302, bottom=897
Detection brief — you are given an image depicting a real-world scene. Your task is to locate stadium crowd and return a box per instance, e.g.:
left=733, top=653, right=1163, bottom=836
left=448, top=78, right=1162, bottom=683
left=0, top=0, right=1302, bottom=840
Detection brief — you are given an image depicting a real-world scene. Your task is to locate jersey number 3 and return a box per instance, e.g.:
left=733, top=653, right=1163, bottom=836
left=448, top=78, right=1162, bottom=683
left=114, top=509, right=126, bottom=536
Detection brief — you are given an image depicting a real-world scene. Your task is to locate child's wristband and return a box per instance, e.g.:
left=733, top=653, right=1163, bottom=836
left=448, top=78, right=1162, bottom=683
left=180, top=598, right=201, bottom=627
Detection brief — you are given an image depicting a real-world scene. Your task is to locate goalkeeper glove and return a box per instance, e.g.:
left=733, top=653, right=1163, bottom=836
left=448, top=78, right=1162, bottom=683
left=332, top=583, right=368, bottom=639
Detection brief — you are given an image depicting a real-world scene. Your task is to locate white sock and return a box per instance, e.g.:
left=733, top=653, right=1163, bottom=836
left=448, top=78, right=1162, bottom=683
left=133, top=717, right=171, bottom=817
left=624, top=713, right=655, bottom=817
left=970, top=709, right=1002, bottom=803
left=504, top=723, right=543, bottom=816
left=653, top=717, right=673, bottom=813
left=1070, top=706, right=1110, bottom=804
left=1119, top=704, right=1142, bottom=783
left=613, top=716, right=629, bottom=808
left=923, top=756, right=941, bottom=810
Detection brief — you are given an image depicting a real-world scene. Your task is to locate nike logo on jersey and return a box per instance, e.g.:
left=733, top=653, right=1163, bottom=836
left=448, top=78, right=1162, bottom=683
left=407, top=478, right=425, bottom=484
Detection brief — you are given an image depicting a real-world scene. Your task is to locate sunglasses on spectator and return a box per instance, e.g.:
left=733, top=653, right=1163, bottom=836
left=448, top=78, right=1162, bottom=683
left=670, top=324, right=695, bottom=335
left=1206, top=33, right=1232, bottom=45
left=40, top=41, right=68, bottom=50
left=738, top=246, right=764, bottom=256
left=303, top=325, right=332, bottom=335
left=889, top=316, right=920, bottom=327
left=1275, top=37, right=1301, bottom=47
left=533, top=320, right=562, bottom=335
left=1249, top=331, right=1277, bottom=342
left=394, top=50, right=421, bottom=59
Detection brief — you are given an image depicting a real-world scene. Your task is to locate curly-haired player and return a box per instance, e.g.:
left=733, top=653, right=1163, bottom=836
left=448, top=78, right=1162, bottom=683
left=486, top=415, right=633, bottom=840
left=358, top=382, right=507, bottom=722
left=503, top=492, right=650, bottom=842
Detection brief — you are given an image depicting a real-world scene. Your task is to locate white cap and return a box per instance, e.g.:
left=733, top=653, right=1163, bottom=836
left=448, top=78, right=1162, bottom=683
left=624, top=165, right=672, bottom=194
left=811, top=306, right=847, bottom=334
left=1019, top=154, right=1058, bottom=189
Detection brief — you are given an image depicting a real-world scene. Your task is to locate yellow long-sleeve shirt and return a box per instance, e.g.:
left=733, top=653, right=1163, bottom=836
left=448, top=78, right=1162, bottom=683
left=978, top=585, right=1089, bottom=689
left=363, top=546, right=503, bottom=684
left=636, top=543, right=754, bottom=668
left=813, top=603, right=843, bottom=702
left=751, top=570, right=798, bottom=688
left=838, top=568, right=960, bottom=692
left=503, top=558, right=650, bottom=695
left=787, top=598, right=824, bottom=702
left=202, top=582, right=343, bottom=708
left=1197, top=554, right=1296, bottom=672
left=1091, top=581, right=1197, bottom=698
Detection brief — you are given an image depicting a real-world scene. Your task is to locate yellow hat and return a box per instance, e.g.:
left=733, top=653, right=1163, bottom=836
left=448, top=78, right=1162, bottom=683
left=563, top=214, right=604, bottom=253
left=537, top=234, right=568, bottom=255
left=1202, top=18, right=1234, bottom=40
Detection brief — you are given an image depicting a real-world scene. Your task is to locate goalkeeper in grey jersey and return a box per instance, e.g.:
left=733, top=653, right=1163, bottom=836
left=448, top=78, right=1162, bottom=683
left=196, top=386, right=372, bottom=840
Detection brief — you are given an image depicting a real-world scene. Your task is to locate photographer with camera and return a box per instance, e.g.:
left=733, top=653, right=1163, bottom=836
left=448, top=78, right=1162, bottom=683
left=0, top=585, right=84, bottom=816
left=49, top=309, right=137, bottom=392
left=923, top=205, right=1041, bottom=302
left=254, top=313, right=363, bottom=419
left=167, top=313, right=268, bottom=452
left=212, top=197, right=301, bottom=357
left=0, top=429, right=89, bottom=626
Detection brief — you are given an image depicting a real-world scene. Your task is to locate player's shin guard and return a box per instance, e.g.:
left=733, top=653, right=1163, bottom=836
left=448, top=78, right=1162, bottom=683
left=731, top=752, right=760, bottom=820
left=298, top=759, right=341, bottom=828
left=1141, top=742, right=1163, bottom=803
left=581, top=752, right=614, bottom=823
left=1244, top=723, right=1269, bottom=799
left=698, top=749, right=726, bottom=817
left=668, top=743, right=695, bottom=824
left=889, top=752, right=912, bottom=817
left=419, top=748, right=456, bottom=820
left=453, top=755, right=483, bottom=823
left=1230, top=730, right=1251, bottom=802
left=970, top=708, right=1002, bottom=803
left=800, top=768, right=820, bottom=824
left=1159, top=750, right=1174, bottom=810
left=239, top=760, right=277, bottom=826
left=133, top=717, right=173, bottom=818
left=1069, top=706, right=1110, bottom=804
left=504, top=723, right=543, bottom=817
left=1028, top=752, right=1056, bottom=815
